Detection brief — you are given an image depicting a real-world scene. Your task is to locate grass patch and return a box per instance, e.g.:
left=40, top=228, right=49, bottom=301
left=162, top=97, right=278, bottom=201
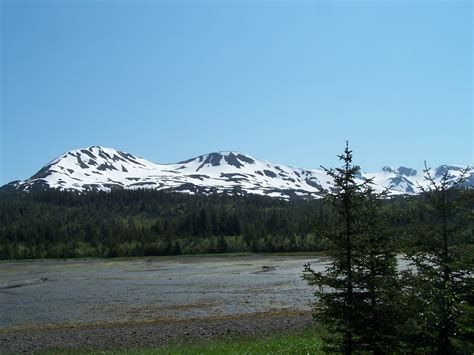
left=41, top=326, right=323, bottom=354
left=159, top=330, right=323, bottom=355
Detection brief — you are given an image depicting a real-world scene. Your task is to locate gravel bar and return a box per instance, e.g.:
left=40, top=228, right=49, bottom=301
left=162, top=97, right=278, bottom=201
left=0, top=312, right=314, bottom=353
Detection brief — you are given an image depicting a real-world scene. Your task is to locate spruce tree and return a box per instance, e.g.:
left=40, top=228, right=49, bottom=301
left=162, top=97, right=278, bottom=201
left=351, top=185, right=401, bottom=353
left=303, top=142, right=400, bottom=353
left=404, top=163, right=472, bottom=354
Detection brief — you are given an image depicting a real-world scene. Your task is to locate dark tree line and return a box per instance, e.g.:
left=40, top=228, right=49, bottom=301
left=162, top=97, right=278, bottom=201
left=0, top=176, right=465, bottom=262
left=0, top=189, right=331, bottom=259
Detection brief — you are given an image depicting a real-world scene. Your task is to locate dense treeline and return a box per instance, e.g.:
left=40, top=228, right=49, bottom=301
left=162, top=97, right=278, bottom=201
left=0, top=186, right=465, bottom=260
left=0, top=189, right=332, bottom=259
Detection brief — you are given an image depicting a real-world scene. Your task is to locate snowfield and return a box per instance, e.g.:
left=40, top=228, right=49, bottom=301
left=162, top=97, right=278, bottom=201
left=3, top=146, right=472, bottom=199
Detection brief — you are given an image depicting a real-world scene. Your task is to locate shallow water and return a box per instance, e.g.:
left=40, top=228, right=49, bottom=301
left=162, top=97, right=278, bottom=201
left=0, top=255, right=328, bottom=329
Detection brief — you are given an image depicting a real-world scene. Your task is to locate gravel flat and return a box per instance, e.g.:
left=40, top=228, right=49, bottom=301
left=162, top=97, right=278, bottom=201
left=0, top=312, right=314, bottom=353
left=0, top=254, right=326, bottom=352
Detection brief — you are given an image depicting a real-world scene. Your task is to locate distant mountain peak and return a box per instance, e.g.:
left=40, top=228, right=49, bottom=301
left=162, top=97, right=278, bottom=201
left=396, top=166, right=417, bottom=177
left=2, top=147, right=473, bottom=199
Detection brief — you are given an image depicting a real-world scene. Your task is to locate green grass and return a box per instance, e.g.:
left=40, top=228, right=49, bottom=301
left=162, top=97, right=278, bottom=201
left=41, top=327, right=323, bottom=354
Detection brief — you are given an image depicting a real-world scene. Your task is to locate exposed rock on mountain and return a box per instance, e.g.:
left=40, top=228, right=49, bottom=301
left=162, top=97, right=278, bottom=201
left=3, top=146, right=472, bottom=199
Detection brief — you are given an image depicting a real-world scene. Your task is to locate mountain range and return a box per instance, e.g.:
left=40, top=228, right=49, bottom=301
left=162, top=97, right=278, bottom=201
left=2, top=146, right=472, bottom=199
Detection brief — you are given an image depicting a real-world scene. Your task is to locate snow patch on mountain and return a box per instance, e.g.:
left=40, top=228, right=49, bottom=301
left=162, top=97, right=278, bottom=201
left=3, top=146, right=472, bottom=199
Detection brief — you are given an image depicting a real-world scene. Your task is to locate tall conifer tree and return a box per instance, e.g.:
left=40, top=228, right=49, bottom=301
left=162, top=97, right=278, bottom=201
left=404, top=164, right=472, bottom=354
left=303, top=142, right=400, bottom=353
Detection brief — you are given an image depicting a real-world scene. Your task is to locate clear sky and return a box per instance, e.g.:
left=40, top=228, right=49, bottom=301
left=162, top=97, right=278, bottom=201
left=1, top=0, right=472, bottom=185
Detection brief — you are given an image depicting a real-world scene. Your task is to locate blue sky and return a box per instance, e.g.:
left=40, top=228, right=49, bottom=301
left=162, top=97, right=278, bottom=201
left=1, top=0, right=472, bottom=184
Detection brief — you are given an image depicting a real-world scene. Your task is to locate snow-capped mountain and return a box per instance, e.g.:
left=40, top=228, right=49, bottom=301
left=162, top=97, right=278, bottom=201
left=2, top=146, right=472, bottom=199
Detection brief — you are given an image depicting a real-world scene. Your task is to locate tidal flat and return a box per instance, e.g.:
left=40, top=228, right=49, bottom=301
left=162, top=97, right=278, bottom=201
left=0, top=254, right=327, bottom=330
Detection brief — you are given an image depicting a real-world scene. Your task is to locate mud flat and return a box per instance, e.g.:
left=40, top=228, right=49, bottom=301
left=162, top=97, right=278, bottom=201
left=0, top=254, right=326, bottom=352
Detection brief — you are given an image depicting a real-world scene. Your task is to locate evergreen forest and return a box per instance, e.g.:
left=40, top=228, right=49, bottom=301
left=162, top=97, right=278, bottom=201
left=0, top=184, right=469, bottom=260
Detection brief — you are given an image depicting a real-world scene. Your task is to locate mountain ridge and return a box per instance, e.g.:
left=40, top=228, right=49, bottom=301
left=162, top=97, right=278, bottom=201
left=2, top=146, right=472, bottom=199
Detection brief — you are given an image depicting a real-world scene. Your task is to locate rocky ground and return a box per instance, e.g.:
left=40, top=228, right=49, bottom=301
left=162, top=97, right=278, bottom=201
left=0, top=311, right=313, bottom=353
left=0, top=255, right=321, bottom=353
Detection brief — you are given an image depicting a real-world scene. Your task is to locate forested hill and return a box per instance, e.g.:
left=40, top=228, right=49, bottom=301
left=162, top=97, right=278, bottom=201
left=0, top=189, right=442, bottom=259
